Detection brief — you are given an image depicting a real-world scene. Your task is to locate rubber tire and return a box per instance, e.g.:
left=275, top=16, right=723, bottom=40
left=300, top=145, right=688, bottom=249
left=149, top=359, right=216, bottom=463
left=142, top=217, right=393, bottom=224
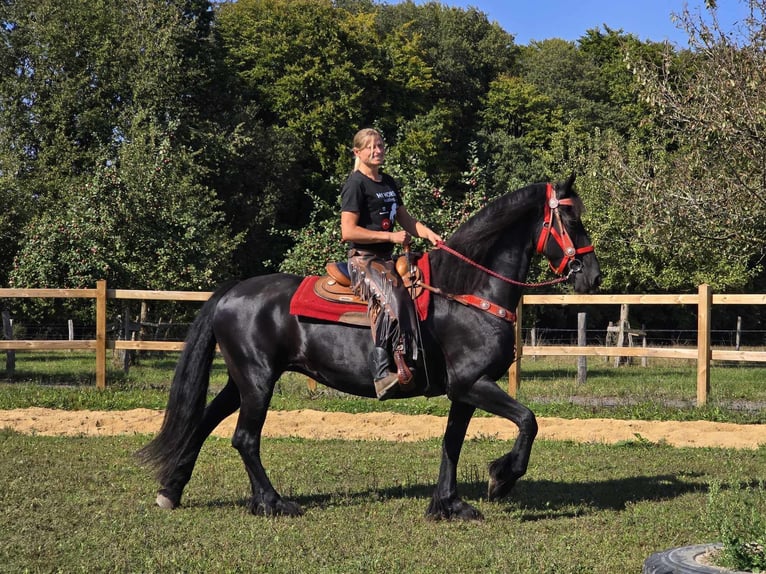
left=643, top=543, right=747, bottom=573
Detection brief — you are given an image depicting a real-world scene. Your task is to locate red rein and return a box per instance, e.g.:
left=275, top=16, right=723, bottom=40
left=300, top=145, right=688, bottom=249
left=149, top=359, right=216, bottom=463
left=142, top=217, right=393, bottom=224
left=426, top=183, right=595, bottom=322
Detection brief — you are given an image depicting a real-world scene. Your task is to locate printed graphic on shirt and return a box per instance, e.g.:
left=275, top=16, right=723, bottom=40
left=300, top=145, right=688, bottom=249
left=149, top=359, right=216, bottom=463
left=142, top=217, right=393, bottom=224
left=379, top=200, right=397, bottom=231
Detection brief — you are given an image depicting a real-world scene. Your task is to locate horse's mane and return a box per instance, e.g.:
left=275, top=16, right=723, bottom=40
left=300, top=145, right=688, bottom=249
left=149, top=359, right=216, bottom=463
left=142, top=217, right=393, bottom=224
left=431, top=182, right=546, bottom=294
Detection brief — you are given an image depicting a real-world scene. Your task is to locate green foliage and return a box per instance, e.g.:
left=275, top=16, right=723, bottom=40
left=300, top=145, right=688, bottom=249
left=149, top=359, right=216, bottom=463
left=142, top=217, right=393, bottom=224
left=217, top=0, right=369, bottom=172
left=10, top=123, right=240, bottom=291
left=0, top=0, right=236, bottom=293
left=624, top=1, right=766, bottom=291
left=477, top=74, right=565, bottom=189
left=2, top=0, right=766, bottom=301
left=0, top=182, right=35, bottom=286
left=276, top=189, right=347, bottom=276
left=707, top=479, right=766, bottom=571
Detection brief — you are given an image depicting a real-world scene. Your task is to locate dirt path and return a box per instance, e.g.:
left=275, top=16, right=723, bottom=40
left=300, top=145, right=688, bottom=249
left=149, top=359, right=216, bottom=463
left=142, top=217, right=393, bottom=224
left=2, top=407, right=766, bottom=449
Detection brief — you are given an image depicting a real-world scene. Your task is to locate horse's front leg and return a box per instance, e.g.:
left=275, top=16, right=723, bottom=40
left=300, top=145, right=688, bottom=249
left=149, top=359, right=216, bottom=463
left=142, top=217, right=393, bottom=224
left=426, top=400, right=484, bottom=521
left=461, top=375, right=538, bottom=500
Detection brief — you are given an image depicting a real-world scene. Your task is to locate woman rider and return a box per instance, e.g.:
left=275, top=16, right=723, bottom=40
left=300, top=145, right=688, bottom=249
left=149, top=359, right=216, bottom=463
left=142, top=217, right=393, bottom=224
left=340, top=128, right=442, bottom=399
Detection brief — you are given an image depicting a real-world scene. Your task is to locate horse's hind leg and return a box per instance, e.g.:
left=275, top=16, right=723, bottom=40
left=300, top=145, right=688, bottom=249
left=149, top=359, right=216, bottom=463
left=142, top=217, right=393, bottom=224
left=461, top=376, right=538, bottom=500
left=156, top=377, right=241, bottom=509
left=231, top=368, right=304, bottom=517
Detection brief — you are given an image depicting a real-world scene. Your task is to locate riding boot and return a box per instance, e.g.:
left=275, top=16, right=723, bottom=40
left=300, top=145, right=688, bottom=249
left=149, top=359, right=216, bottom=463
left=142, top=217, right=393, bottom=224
left=369, top=347, right=398, bottom=400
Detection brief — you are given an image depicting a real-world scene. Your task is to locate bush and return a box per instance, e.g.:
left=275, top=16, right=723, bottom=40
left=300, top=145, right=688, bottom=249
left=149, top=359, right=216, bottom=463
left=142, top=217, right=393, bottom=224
left=706, top=479, right=766, bottom=571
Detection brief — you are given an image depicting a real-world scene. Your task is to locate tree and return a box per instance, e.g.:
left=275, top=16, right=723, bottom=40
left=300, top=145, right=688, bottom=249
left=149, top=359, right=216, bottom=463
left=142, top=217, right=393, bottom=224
left=1, top=0, right=239, bottom=291
left=476, top=74, right=563, bottom=191
left=376, top=1, right=517, bottom=183
left=216, top=0, right=372, bottom=172
left=10, top=122, right=240, bottom=291
left=624, top=0, right=766, bottom=290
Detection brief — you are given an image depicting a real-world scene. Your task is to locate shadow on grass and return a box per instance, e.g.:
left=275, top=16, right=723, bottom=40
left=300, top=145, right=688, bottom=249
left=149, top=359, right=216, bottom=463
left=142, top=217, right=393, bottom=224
left=186, top=473, right=704, bottom=518
left=1, top=372, right=97, bottom=385
left=506, top=473, right=705, bottom=520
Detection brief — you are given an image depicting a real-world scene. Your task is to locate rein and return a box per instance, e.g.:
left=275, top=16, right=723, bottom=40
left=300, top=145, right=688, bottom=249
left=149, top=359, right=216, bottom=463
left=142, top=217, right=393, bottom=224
left=434, top=241, right=571, bottom=288
left=413, top=183, right=594, bottom=323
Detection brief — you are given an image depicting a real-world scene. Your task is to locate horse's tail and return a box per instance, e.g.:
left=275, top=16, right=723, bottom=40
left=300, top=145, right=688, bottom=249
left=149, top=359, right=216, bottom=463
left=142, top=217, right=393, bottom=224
left=136, top=279, right=240, bottom=483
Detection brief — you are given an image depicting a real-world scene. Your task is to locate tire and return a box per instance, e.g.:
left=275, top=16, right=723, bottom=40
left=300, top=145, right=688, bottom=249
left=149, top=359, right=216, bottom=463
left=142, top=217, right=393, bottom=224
left=643, top=543, right=746, bottom=573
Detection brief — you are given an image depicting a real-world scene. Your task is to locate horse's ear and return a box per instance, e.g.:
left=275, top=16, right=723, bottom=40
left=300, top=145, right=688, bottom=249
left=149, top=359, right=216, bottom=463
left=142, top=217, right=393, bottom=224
left=564, top=172, right=576, bottom=192
left=555, top=173, right=576, bottom=197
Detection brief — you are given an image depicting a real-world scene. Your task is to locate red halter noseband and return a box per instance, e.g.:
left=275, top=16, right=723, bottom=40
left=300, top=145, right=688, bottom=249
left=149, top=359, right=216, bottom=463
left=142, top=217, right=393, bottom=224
left=535, top=183, right=595, bottom=275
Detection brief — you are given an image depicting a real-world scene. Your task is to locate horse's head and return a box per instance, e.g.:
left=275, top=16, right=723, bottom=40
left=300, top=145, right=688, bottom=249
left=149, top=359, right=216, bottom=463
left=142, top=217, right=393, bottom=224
left=536, top=174, right=601, bottom=293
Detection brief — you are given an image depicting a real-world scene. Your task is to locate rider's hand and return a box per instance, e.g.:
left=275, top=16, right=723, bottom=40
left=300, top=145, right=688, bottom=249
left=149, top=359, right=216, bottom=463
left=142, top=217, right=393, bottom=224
left=389, top=230, right=410, bottom=245
left=422, top=229, right=442, bottom=246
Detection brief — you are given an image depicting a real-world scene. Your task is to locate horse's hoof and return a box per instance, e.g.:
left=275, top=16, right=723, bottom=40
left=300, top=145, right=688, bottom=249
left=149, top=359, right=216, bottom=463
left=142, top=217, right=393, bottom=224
left=425, top=497, right=484, bottom=521
left=156, top=492, right=177, bottom=509
left=250, top=498, right=304, bottom=517
left=487, top=476, right=518, bottom=500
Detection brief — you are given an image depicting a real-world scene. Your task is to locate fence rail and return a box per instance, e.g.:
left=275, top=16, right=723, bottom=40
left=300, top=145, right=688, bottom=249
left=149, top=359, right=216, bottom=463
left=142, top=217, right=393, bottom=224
left=0, top=281, right=201, bottom=389
left=509, top=285, right=766, bottom=405
left=1, top=281, right=764, bottom=404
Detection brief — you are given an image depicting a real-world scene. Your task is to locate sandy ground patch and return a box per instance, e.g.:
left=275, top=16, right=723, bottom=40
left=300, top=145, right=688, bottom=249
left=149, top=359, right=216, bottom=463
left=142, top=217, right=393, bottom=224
left=1, top=407, right=766, bottom=449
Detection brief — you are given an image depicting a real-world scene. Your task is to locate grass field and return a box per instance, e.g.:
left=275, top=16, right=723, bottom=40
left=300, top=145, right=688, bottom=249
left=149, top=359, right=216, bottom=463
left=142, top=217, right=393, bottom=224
left=2, top=351, right=766, bottom=572
left=2, top=430, right=766, bottom=573
left=1, top=351, right=765, bottom=423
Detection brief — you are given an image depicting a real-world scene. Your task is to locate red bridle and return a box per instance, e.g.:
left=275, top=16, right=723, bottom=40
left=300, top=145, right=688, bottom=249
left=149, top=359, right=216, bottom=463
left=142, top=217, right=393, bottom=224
left=535, top=183, right=594, bottom=275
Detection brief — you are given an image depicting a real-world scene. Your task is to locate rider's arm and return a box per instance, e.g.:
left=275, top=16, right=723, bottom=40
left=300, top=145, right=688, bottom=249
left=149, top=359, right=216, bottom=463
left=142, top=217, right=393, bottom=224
left=395, top=206, right=442, bottom=246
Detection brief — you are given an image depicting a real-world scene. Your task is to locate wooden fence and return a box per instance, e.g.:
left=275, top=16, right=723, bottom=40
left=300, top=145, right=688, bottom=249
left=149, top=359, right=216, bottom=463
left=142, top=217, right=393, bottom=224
left=1, top=281, right=764, bottom=404
left=508, top=285, right=766, bottom=405
left=0, top=280, right=208, bottom=390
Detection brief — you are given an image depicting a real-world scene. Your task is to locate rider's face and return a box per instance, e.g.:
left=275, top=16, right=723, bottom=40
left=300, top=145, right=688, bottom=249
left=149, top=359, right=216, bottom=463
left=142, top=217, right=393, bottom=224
left=355, top=136, right=386, bottom=167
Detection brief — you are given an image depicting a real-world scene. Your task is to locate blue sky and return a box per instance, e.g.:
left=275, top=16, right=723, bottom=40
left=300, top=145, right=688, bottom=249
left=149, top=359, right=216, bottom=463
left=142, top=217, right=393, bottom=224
left=401, top=1, right=752, bottom=46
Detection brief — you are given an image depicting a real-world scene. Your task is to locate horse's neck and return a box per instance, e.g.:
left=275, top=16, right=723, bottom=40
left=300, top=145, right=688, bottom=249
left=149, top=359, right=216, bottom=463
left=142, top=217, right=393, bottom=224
left=431, top=186, right=543, bottom=298
left=431, top=228, right=536, bottom=304
left=480, top=242, right=533, bottom=305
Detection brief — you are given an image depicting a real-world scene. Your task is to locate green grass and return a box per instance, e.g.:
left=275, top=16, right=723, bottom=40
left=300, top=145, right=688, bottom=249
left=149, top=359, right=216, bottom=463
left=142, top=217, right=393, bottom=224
left=2, top=429, right=765, bottom=573
left=706, top=479, right=766, bottom=571
left=1, top=351, right=765, bottom=423
left=2, top=351, right=766, bottom=572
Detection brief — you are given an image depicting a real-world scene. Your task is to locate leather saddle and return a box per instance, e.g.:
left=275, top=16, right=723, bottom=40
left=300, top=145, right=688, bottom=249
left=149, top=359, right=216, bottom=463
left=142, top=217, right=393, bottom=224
left=315, top=255, right=424, bottom=305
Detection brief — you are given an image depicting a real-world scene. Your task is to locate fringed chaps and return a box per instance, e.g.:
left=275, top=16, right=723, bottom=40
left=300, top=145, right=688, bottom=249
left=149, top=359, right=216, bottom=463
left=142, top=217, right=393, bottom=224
left=348, top=249, right=418, bottom=361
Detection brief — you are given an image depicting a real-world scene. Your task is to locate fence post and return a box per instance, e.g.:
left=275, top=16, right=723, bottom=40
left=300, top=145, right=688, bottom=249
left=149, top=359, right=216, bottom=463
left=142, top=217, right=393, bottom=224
left=508, top=299, right=523, bottom=398
left=2, top=309, right=14, bottom=374
left=735, top=316, right=742, bottom=351
left=613, top=303, right=630, bottom=367
left=577, top=312, right=587, bottom=385
left=697, top=283, right=712, bottom=406
left=96, top=280, right=107, bottom=390
left=641, top=324, right=648, bottom=367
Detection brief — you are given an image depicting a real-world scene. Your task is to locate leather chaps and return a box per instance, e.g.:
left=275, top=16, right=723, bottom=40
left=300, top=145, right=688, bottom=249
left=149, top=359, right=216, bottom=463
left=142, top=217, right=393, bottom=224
left=347, top=248, right=418, bottom=362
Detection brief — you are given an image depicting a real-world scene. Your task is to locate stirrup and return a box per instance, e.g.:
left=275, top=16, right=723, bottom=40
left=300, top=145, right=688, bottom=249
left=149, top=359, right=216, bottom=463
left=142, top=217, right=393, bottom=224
left=393, top=348, right=414, bottom=388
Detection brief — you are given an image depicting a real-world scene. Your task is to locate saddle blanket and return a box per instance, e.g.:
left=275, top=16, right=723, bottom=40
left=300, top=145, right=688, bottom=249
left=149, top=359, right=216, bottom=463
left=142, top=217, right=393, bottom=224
left=289, top=254, right=432, bottom=325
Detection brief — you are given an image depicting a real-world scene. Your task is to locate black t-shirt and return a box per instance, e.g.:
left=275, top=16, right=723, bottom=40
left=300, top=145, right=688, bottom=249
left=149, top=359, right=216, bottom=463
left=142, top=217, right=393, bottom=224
left=341, top=170, right=404, bottom=255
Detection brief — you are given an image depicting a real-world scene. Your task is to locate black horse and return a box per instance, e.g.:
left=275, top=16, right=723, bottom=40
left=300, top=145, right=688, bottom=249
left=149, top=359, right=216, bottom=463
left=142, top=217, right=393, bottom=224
left=138, top=175, right=601, bottom=520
